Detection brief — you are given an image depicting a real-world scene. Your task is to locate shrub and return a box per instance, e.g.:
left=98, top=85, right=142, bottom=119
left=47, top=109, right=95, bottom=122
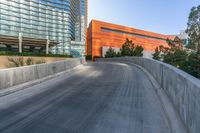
left=8, top=57, right=24, bottom=67
left=152, top=47, right=161, bottom=60
left=86, top=55, right=92, bottom=60
left=25, top=58, right=34, bottom=66
left=116, top=52, right=122, bottom=57
left=163, top=48, right=188, bottom=68
left=35, top=59, right=46, bottom=64
left=152, top=44, right=200, bottom=78
left=132, top=45, right=144, bottom=56
left=7, top=57, right=47, bottom=67
left=103, top=39, right=144, bottom=58
left=105, top=47, right=117, bottom=58
left=121, top=38, right=144, bottom=57
left=181, top=53, right=200, bottom=78
left=120, top=38, right=135, bottom=56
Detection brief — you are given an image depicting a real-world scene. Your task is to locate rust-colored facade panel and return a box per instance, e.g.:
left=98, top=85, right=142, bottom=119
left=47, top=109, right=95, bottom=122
left=86, top=20, right=175, bottom=58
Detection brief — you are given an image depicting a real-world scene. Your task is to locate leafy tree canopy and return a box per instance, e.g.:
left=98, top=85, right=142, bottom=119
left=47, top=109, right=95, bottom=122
left=186, top=5, right=200, bottom=55
left=186, top=39, right=197, bottom=50
left=105, top=47, right=116, bottom=58
left=152, top=44, right=200, bottom=78
left=120, top=38, right=135, bottom=56
left=152, top=47, right=161, bottom=60
left=120, top=38, right=143, bottom=57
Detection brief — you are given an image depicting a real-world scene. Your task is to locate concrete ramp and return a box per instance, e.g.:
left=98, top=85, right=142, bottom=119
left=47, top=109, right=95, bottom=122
left=0, top=61, right=184, bottom=133
left=100, top=57, right=200, bottom=133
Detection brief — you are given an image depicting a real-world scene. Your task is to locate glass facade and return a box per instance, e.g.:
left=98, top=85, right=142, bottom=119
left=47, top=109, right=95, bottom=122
left=0, top=0, right=87, bottom=56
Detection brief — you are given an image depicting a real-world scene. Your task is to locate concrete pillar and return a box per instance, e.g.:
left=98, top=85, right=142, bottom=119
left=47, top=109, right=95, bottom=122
left=69, top=44, right=71, bottom=55
left=18, top=33, right=22, bottom=53
left=46, top=39, right=50, bottom=54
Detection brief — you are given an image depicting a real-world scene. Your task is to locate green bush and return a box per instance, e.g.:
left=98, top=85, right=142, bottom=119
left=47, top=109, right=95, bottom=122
left=103, top=39, right=144, bottom=59
left=152, top=45, right=200, bottom=79
left=132, top=45, right=144, bottom=56
left=120, top=38, right=134, bottom=56
left=152, top=47, right=161, bottom=60
left=116, top=52, right=122, bottom=57
left=181, top=53, right=200, bottom=78
left=86, top=55, right=92, bottom=60
left=120, top=38, right=144, bottom=57
left=163, top=48, right=188, bottom=68
left=105, top=47, right=117, bottom=58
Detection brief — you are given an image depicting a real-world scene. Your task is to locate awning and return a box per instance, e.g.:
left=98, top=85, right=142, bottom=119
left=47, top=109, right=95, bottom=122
left=0, top=35, right=59, bottom=47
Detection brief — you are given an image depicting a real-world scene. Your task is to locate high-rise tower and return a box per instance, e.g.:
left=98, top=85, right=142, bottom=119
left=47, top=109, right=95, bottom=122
left=0, top=0, right=88, bottom=56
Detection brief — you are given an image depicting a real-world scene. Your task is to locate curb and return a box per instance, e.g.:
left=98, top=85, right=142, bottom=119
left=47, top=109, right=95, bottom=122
left=131, top=63, right=188, bottom=133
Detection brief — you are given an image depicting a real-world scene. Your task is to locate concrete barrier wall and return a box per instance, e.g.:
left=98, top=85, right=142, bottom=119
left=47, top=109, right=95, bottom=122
left=100, top=57, right=200, bottom=133
left=0, top=58, right=81, bottom=90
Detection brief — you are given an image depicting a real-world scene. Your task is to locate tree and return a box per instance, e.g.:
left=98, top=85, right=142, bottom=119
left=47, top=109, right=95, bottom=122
left=120, top=38, right=144, bottom=57
left=186, top=38, right=197, bottom=50
left=181, top=53, right=200, bottom=78
left=163, top=47, right=188, bottom=68
left=186, top=5, right=200, bottom=59
left=186, top=5, right=200, bottom=76
left=152, top=45, right=170, bottom=61
left=153, top=47, right=161, bottom=60
left=166, top=37, right=183, bottom=48
left=153, top=41, right=200, bottom=78
left=120, top=38, right=135, bottom=56
left=161, top=39, right=188, bottom=68
left=105, top=47, right=116, bottom=58
left=116, top=52, right=122, bottom=57
left=132, top=45, right=144, bottom=56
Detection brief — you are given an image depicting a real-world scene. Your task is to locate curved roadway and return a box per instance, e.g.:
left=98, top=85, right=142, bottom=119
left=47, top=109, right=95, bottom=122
left=0, top=62, right=171, bottom=133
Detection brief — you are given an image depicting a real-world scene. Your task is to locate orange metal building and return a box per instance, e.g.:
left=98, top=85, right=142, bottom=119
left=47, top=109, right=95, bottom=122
left=86, top=20, right=175, bottom=58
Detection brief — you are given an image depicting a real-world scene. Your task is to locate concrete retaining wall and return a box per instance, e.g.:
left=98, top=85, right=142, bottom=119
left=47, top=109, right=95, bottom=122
left=0, top=58, right=81, bottom=90
left=100, top=57, right=200, bottom=133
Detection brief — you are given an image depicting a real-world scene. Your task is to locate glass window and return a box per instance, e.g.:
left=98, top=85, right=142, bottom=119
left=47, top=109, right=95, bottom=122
left=30, top=2, right=38, bottom=7
left=0, top=9, right=8, bottom=14
left=1, top=25, right=10, bottom=30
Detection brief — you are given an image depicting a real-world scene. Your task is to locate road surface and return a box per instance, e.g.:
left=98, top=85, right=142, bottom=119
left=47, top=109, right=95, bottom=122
left=0, top=62, right=171, bottom=133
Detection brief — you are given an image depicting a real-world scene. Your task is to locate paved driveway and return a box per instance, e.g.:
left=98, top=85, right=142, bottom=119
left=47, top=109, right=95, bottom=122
left=0, top=62, right=171, bottom=133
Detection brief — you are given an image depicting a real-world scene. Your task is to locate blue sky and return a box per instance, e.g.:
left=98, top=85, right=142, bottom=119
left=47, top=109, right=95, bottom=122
left=88, top=0, right=200, bottom=35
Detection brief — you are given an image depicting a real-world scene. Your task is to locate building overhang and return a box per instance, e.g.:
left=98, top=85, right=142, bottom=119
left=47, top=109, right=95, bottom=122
left=0, top=35, right=59, bottom=47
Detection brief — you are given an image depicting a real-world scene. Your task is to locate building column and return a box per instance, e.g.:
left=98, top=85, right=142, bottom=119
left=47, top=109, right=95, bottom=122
left=69, top=43, right=71, bottom=55
left=46, top=39, right=50, bottom=54
left=18, top=33, right=22, bottom=53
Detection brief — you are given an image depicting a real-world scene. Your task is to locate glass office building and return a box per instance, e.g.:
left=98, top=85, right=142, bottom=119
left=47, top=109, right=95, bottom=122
left=0, top=0, right=88, bottom=56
